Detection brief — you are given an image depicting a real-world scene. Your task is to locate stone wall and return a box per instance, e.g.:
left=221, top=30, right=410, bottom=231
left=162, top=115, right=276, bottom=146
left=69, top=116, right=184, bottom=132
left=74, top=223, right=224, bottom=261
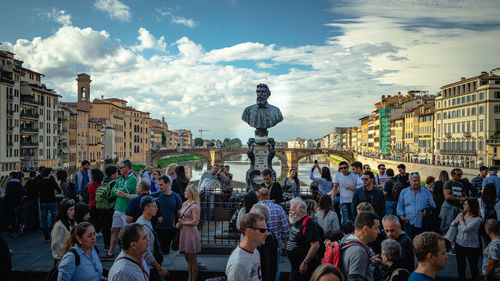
left=356, top=155, right=479, bottom=181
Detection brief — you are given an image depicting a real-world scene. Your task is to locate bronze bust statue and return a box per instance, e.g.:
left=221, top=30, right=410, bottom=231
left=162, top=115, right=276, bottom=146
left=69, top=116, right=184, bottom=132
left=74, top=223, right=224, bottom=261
left=241, top=84, right=283, bottom=136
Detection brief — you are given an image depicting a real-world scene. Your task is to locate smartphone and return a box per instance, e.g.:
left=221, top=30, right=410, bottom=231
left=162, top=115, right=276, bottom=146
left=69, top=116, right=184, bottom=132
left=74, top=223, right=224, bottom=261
left=314, top=160, right=318, bottom=164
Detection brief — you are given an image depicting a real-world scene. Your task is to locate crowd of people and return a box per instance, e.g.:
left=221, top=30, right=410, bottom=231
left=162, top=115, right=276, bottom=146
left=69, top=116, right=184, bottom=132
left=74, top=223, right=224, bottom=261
left=1, top=158, right=500, bottom=281
left=227, top=161, right=500, bottom=281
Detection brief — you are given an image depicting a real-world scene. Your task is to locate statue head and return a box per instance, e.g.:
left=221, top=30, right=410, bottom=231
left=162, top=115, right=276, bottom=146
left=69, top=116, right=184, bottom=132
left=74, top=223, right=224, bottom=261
left=256, top=84, right=270, bottom=107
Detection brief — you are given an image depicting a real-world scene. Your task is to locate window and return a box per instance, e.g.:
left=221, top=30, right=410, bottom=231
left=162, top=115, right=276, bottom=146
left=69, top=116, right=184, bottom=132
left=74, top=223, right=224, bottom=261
left=480, top=120, right=484, bottom=132
left=495, top=105, right=500, bottom=113
left=462, top=97, right=465, bottom=104
left=495, top=91, right=500, bottom=99
left=480, top=92, right=485, bottom=100
left=472, top=108, right=476, bottom=115
left=479, top=106, right=484, bottom=114
left=472, top=121, right=476, bottom=132
left=467, top=95, right=471, bottom=102
left=472, top=94, right=477, bottom=101
left=496, top=120, right=500, bottom=131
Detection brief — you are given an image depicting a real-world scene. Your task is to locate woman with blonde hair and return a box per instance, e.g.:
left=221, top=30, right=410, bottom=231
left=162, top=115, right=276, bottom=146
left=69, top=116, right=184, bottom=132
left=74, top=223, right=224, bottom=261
left=166, top=163, right=178, bottom=183
left=356, top=202, right=375, bottom=213
left=176, top=185, right=201, bottom=281
left=310, top=263, right=344, bottom=281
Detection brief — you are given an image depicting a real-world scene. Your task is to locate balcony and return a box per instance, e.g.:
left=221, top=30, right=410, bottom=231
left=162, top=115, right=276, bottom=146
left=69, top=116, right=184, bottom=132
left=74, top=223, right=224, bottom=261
left=20, top=96, right=43, bottom=106
left=464, top=132, right=471, bottom=137
left=7, top=109, right=14, bottom=116
left=440, top=149, right=476, bottom=155
left=21, top=154, right=35, bottom=160
left=20, top=127, right=39, bottom=134
left=7, top=126, right=14, bottom=132
left=445, top=133, right=452, bottom=138
left=20, top=141, right=39, bottom=148
left=7, top=95, right=14, bottom=102
left=20, top=112, right=39, bottom=120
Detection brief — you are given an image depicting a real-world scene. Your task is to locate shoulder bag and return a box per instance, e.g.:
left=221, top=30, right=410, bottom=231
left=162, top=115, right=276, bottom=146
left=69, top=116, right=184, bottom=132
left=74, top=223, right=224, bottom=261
left=171, top=202, right=198, bottom=251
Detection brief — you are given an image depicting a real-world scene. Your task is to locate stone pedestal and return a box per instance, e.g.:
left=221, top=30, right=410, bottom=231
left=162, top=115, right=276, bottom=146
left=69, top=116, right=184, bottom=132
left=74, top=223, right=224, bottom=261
left=245, top=137, right=276, bottom=191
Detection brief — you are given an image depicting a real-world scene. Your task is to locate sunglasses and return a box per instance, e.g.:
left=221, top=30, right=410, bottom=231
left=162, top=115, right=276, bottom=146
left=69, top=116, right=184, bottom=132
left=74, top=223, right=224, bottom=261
left=339, top=167, right=348, bottom=170
left=119, top=166, right=127, bottom=169
left=362, top=178, right=370, bottom=181
left=455, top=173, right=463, bottom=176
left=66, top=199, right=75, bottom=205
left=250, top=227, right=268, bottom=233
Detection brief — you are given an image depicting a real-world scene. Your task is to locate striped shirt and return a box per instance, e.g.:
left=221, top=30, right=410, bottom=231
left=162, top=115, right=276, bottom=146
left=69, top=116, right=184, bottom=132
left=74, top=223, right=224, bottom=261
left=258, top=200, right=290, bottom=251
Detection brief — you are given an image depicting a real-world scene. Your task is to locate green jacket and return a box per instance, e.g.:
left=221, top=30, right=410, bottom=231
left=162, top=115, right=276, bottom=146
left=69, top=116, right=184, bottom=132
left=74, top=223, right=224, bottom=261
left=112, top=172, right=137, bottom=212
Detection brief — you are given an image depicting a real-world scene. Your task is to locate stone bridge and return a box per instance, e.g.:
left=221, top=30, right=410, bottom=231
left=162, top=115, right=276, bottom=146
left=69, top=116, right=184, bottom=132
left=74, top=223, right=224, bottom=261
left=147, top=148, right=354, bottom=173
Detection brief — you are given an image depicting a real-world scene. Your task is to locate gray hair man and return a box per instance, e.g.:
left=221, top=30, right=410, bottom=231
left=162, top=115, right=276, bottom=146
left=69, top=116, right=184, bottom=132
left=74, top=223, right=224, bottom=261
left=382, top=215, right=414, bottom=271
left=381, top=239, right=411, bottom=280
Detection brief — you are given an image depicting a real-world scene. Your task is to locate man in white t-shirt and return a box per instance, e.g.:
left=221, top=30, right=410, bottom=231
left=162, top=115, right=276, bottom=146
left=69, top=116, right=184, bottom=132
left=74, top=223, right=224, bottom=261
left=374, top=164, right=388, bottom=189
left=333, top=161, right=358, bottom=224
left=226, top=213, right=268, bottom=281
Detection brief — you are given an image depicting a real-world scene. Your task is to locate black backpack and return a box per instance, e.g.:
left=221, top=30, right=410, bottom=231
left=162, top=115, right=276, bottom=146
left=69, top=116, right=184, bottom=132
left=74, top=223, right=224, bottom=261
left=46, top=248, right=79, bottom=281
left=391, top=180, right=404, bottom=202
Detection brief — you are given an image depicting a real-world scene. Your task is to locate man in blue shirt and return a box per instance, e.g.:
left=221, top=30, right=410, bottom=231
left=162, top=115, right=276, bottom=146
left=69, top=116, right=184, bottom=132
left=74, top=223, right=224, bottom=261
left=408, top=232, right=448, bottom=281
left=125, top=178, right=152, bottom=223
left=482, top=166, right=500, bottom=199
left=397, top=173, right=435, bottom=238
left=75, top=160, right=92, bottom=202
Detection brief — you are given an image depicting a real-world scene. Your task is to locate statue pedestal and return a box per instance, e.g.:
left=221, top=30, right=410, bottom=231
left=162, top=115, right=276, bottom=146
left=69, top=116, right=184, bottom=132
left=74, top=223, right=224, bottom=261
left=245, top=137, right=276, bottom=191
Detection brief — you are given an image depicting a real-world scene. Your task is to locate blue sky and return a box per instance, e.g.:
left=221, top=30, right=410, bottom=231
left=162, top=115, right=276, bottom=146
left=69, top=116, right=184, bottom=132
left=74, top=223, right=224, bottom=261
left=2, top=0, right=500, bottom=141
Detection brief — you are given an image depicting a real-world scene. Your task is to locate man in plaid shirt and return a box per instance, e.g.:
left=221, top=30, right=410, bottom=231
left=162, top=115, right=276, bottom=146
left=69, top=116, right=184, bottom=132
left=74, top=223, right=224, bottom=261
left=256, top=188, right=290, bottom=281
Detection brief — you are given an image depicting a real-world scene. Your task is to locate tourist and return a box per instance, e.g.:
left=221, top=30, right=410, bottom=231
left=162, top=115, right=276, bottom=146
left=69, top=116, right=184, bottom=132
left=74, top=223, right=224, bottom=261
left=39, top=167, right=63, bottom=241
left=87, top=168, right=104, bottom=234
left=256, top=187, right=289, bottom=270
left=339, top=211, right=380, bottom=281
left=286, top=198, right=321, bottom=281
left=408, top=232, right=448, bottom=281
left=166, top=163, right=178, bottom=183
left=423, top=176, right=435, bottom=200
left=74, top=160, right=92, bottom=203
left=382, top=215, right=415, bottom=271
left=482, top=166, right=500, bottom=199
left=136, top=196, right=169, bottom=280
left=74, top=202, right=90, bottom=224
left=306, top=199, right=318, bottom=217
left=433, top=171, right=448, bottom=213
left=310, top=162, right=333, bottom=196
left=5, top=171, right=25, bottom=237
left=226, top=213, right=267, bottom=281
left=351, top=161, right=364, bottom=189
left=380, top=239, right=410, bottom=281
left=178, top=185, right=201, bottom=281
left=260, top=169, right=283, bottom=204
left=395, top=164, right=409, bottom=188
left=107, top=223, right=150, bottom=281
left=333, top=161, right=358, bottom=223
left=154, top=175, right=182, bottom=255
left=140, top=166, right=154, bottom=182
left=125, top=178, right=152, bottom=223
left=374, top=164, right=388, bottom=190
left=236, top=191, right=259, bottom=231
left=482, top=219, right=500, bottom=280
left=310, top=264, right=344, bottom=281
left=198, top=164, right=219, bottom=221
left=22, top=171, right=38, bottom=231
left=251, top=204, right=278, bottom=281
left=356, top=202, right=375, bottom=214
left=352, top=171, right=386, bottom=219
left=383, top=168, right=400, bottom=215
left=453, top=197, right=482, bottom=281
left=439, top=168, right=465, bottom=235
left=364, top=164, right=371, bottom=173
left=103, top=160, right=137, bottom=259
left=283, top=168, right=300, bottom=198
left=56, top=169, right=77, bottom=201
left=471, top=166, right=488, bottom=197
left=150, top=170, right=161, bottom=193
left=172, top=165, right=189, bottom=202
left=51, top=198, right=76, bottom=263
left=217, top=165, right=233, bottom=202
left=478, top=183, right=500, bottom=250
left=396, top=173, right=435, bottom=238
left=96, top=165, right=119, bottom=253
left=315, top=195, right=340, bottom=235
left=57, top=222, right=103, bottom=281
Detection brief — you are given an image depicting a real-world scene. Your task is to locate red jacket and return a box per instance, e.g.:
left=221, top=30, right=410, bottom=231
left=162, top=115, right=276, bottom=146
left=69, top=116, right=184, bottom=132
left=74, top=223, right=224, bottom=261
left=87, top=182, right=100, bottom=207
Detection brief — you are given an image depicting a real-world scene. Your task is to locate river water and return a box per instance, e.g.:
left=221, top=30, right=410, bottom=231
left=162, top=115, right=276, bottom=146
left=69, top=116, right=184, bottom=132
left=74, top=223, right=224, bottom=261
left=180, top=154, right=339, bottom=186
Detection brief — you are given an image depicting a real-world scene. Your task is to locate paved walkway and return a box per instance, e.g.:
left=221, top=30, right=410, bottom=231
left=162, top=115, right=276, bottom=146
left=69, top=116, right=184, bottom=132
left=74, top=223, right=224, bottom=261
left=4, top=231, right=478, bottom=280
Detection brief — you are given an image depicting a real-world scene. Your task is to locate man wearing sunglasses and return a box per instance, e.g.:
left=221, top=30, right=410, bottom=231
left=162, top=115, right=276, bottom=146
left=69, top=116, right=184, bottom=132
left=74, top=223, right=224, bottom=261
left=374, top=164, right=388, bottom=189
left=352, top=171, right=386, bottom=220
left=333, top=161, right=358, bottom=223
left=226, top=213, right=268, bottom=281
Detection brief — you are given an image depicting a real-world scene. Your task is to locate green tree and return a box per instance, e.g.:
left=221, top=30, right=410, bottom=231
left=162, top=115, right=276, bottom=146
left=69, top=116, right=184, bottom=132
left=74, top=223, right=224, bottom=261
left=208, top=142, right=215, bottom=148
left=194, top=137, right=203, bottom=147
left=229, top=138, right=242, bottom=148
left=223, top=138, right=231, bottom=148
left=316, top=142, right=321, bottom=148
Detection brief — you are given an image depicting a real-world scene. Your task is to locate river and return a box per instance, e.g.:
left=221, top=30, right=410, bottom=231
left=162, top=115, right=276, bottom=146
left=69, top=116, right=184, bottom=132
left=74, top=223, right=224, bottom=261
left=179, top=154, right=339, bottom=186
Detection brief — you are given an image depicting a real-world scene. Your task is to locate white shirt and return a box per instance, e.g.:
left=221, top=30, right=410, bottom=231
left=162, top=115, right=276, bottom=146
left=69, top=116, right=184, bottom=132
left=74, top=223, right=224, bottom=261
left=334, top=172, right=358, bottom=204
left=226, top=245, right=262, bottom=281
left=375, top=173, right=388, bottom=187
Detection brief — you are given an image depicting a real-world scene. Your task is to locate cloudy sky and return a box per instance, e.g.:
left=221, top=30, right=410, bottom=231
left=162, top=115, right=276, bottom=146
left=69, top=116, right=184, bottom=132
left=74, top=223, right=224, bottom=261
left=2, top=0, right=500, bottom=142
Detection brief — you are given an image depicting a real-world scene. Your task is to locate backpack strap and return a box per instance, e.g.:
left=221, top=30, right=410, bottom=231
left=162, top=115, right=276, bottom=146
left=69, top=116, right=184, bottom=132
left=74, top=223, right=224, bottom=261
left=340, top=242, right=368, bottom=262
left=116, top=256, right=150, bottom=280
left=390, top=268, right=410, bottom=281
left=302, top=216, right=312, bottom=235
left=69, top=248, right=80, bottom=266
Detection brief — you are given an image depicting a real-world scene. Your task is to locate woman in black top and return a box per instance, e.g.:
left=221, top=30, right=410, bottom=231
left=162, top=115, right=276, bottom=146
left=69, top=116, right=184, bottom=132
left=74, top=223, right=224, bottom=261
left=172, top=165, right=189, bottom=202
left=38, top=168, right=63, bottom=240
left=434, top=170, right=448, bottom=214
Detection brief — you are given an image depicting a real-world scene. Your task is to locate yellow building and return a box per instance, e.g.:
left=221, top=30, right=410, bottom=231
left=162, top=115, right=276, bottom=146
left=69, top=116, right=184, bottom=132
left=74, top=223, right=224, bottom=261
left=150, top=117, right=168, bottom=150
left=359, top=116, right=370, bottom=155
left=169, top=129, right=192, bottom=149
left=416, top=103, right=435, bottom=164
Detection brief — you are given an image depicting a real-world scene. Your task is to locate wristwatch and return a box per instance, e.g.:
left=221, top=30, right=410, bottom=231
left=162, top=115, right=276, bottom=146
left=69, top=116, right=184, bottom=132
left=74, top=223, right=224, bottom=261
left=303, top=260, right=309, bottom=265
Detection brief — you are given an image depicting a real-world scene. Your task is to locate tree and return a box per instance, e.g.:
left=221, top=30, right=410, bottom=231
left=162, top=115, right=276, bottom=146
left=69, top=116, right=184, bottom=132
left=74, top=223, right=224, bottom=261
left=194, top=137, right=203, bottom=147
left=316, top=142, right=321, bottom=148
left=223, top=138, right=231, bottom=148
left=229, top=138, right=242, bottom=148
left=208, top=142, right=215, bottom=148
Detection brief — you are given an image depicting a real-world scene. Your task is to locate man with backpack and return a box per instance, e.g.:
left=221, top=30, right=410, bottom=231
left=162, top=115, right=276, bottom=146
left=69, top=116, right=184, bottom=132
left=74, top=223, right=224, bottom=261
left=339, top=211, right=380, bottom=281
left=383, top=169, right=404, bottom=215
left=374, top=164, right=388, bottom=190
left=286, top=198, right=321, bottom=281
left=95, top=165, right=119, bottom=253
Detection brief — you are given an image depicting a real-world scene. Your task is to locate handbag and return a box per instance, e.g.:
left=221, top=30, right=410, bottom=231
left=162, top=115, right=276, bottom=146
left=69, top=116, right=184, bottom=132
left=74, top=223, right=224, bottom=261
left=171, top=202, right=197, bottom=251
left=444, top=224, right=458, bottom=242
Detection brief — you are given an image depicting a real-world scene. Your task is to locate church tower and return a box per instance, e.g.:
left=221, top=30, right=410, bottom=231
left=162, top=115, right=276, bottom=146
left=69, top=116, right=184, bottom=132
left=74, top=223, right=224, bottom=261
left=77, top=73, right=91, bottom=110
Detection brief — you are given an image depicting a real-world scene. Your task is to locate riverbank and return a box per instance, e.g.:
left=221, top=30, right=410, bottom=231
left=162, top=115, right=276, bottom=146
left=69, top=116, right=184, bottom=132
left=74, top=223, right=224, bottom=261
left=357, top=155, right=478, bottom=180
left=132, top=155, right=203, bottom=172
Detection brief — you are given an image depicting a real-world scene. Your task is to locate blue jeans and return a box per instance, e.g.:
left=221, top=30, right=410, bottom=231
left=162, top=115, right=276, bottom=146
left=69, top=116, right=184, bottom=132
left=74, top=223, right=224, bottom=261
left=385, top=201, right=397, bottom=215
left=40, top=202, right=58, bottom=239
left=341, top=203, right=353, bottom=224
left=9, top=206, right=21, bottom=233
left=276, top=248, right=281, bottom=281
left=203, top=192, right=214, bottom=221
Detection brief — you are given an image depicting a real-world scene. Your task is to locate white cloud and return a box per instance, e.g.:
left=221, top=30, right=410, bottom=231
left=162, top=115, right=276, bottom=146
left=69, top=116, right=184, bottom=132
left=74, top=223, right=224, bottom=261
left=131, top=28, right=167, bottom=52
left=40, top=8, right=72, bottom=26
left=94, top=0, right=131, bottom=21
left=156, top=8, right=197, bottom=28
